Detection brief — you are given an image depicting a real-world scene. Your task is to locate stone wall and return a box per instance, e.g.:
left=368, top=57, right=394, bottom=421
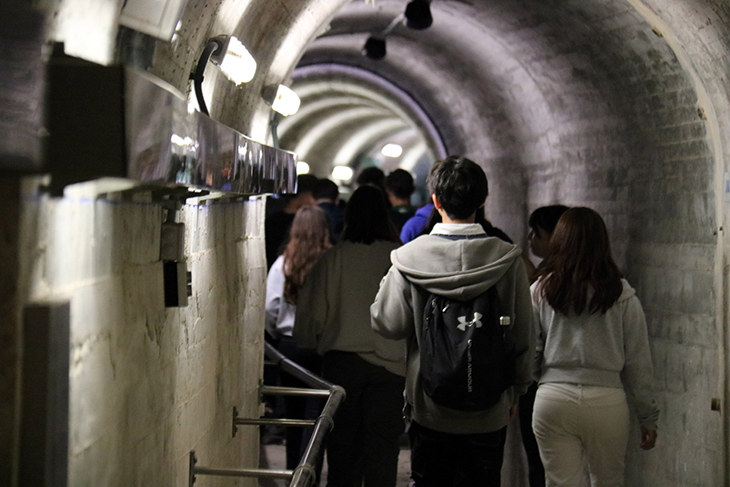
left=17, top=189, right=266, bottom=486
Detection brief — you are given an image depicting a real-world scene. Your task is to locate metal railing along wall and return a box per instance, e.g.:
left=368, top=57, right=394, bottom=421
left=189, top=343, right=345, bottom=486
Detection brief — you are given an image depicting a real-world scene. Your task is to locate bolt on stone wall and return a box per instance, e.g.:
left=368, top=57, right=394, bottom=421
left=17, top=189, right=267, bottom=486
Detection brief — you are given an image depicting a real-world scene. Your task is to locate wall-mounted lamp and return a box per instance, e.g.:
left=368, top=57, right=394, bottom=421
left=405, top=0, right=432, bottom=30
left=332, top=166, right=354, bottom=181
left=297, top=161, right=310, bottom=174
left=261, top=84, right=301, bottom=116
left=382, top=143, right=403, bottom=158
left=190, top=35, right=256, bottom=116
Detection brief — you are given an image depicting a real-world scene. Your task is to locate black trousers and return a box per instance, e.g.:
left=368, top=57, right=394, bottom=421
left=277, top=337, right=323, bottom=474
left=321, top=351, right=406, bottom=487
left=409, top=421, right=507, bottom=487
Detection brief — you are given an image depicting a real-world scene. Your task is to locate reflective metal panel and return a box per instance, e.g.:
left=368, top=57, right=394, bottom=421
left=114, top=67, right=295, bottom=195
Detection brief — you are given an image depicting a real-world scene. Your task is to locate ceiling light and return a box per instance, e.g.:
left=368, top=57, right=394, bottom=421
left=405, top=0, right=432, bottom=30
left=262, top=84, right=301, bottom=116
left=297, top=161, right=310, bottom=174
left=381, top=143, right=403, bottom=158
left=363, top=36, right=386, bottom=60
left=189, top=35, right=257, bottom=115
left=332, top=166, right=354, bottom=181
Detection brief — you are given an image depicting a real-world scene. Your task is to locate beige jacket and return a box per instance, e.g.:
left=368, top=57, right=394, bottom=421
left=294, top=240, right=406, bottom=376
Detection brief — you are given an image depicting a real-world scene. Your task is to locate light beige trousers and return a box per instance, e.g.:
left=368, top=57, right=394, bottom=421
left=532, top=383, right=630, bottom=487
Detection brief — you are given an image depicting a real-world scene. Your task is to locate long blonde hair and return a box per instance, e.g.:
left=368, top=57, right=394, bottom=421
left=283, top=206, right=332, bottom=304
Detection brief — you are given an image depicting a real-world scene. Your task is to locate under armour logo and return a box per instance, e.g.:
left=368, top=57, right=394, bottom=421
left=457, top=312, right=483, bottom=331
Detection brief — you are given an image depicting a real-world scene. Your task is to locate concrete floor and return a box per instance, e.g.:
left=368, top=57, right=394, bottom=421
left=259, top=442, right=412, bottom=487
left=258, top=418, right=534, bottom=487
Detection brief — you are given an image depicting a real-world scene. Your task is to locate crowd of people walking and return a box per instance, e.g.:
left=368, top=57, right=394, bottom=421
left=264, top=157, right=659, bottom=487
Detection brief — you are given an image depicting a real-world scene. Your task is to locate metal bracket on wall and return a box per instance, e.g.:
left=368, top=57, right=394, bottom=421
left=154, top=187, right=198, bottom=307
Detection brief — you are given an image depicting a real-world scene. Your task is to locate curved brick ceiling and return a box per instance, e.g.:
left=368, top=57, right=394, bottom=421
left=276, top=0, right=710, bottom=241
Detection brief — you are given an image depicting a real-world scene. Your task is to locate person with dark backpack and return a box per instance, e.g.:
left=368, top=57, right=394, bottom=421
left=371, top=155, right=533, bottom=487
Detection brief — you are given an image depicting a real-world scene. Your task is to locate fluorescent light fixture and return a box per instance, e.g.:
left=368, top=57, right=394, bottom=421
left=381, top=143, right=403, bottom=158
left=297, top=161, right=310, bottom=174
left=332, top=166, right=354, bottom=181
left=210, top=36, right=257, bottom=85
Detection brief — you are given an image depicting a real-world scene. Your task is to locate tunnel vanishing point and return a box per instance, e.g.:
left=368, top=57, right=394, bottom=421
left=3, top=0, right=730, bottom=486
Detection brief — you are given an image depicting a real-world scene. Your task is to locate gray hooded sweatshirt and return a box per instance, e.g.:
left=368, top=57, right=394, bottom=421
left=371, top=223, right=534, bottom=434
left=531, top=278, right=660, bottom=430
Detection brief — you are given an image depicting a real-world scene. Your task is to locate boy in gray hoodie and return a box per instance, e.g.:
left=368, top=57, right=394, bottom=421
left=371, top=155, right=533, bottom=487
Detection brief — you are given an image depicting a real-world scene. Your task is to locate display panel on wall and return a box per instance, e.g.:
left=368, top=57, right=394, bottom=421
left=47, top=52, right=296, bottom=197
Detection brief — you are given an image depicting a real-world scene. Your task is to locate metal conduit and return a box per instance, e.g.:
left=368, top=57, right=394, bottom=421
left=188, top=342, right=345, bottom=486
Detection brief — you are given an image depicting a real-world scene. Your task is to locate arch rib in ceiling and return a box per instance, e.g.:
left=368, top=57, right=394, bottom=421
left=293, top=63, right=447, bottom=159
left=293, top=106, right=399, bottom=161
left=278, top=96, right=386, bottom=137
left=332, top=120, right=410, bottom=166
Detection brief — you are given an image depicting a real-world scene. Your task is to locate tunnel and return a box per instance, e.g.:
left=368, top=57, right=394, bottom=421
left=2, top=0, right=730, bottom=486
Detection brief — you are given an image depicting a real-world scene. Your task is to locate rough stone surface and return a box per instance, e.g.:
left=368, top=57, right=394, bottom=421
left=18, top=194, right=266, bottom=487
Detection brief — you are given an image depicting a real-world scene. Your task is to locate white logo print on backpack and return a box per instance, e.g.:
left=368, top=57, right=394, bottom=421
left=457, top=312, right=482, bottom=331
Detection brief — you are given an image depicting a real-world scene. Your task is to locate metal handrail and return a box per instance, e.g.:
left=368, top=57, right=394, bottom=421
left=262, top=342, right=346, bottom=486
left=188, top=342, right=345, bottom=486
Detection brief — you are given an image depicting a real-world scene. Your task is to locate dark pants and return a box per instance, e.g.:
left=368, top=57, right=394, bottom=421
left=409, top=421, right=507, bottom=487
left=322, top=351, right=406, bottom=487
left=519, top=382, right=545, bottom=487
left=277, top=337, right=323, bottom=474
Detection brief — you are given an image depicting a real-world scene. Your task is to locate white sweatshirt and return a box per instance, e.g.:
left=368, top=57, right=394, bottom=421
left=531, top=278, right=660, bottom=430
left=265, top=255, right=296, bottom=338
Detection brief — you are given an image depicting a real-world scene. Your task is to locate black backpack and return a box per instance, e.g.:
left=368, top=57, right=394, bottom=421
left=420, top=286, right=516, bottom=411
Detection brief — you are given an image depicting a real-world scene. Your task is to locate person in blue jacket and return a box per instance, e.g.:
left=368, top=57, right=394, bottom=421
left=400, top=202, right=434, bottom=243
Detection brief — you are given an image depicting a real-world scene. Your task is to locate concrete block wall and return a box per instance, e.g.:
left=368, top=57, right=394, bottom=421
left=17, top=188, right=267, bottom=486
left=513, top=3, right=721, bottom=485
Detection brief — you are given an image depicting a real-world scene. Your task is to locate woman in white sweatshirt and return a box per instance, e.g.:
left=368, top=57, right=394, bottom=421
left=294, top=185, right=405, bottom=487
left=265, top=205, right=332, bottom=474
left=531, top=207, right=659, bottom=487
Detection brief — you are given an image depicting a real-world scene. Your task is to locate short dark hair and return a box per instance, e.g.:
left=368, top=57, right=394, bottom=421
left=385, top=169, right=415, bottom=200
left=528, top=205, right=570, bottom=235
left=296, top=174, right=319, bottom=195
left=342, top=185, right=400, bottom=244
left=313, top=178, right=339, bottom=201
left=426, top=155, right=488, bottom=220
left=356, top=166, right=385, bottom=190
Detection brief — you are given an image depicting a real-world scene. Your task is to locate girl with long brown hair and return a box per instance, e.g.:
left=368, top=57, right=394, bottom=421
left=265, top=204, right=331, bottom=475
left=531, top=207, right=659, bottom=487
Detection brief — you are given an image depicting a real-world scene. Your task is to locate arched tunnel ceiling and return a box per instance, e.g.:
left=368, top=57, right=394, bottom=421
left=278, top=0, right=706, bottom=245
left=279, top=63, right=444, bottom=178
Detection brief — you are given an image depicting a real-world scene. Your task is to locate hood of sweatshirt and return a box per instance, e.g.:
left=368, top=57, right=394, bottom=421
left=391, top=234, right=522, bottom=300
left=617, top=279, right=636, bottom=302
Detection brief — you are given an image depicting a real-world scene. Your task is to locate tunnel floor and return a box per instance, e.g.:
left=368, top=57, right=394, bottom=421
left=260, top=442, right=412, bottom=486
left=258, top=418, right=532, bottom=486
